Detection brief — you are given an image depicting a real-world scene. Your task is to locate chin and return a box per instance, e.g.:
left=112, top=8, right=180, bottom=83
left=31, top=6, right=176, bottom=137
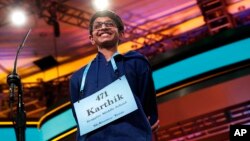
left=100, top=40, right=117, bottom=48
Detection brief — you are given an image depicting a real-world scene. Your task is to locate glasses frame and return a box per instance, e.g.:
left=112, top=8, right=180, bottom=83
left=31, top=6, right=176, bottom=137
left=93, top=21, right=117, bottom=30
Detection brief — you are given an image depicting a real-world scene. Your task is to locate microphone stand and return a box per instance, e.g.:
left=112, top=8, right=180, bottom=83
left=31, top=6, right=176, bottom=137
left=7, top=28, right=32, bottom=141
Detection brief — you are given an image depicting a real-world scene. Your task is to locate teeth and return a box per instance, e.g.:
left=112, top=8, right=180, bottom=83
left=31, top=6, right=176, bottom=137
left=101, top=33, right=109, bottom=36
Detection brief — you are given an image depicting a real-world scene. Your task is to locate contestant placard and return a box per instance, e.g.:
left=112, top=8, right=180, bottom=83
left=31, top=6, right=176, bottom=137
left=74, top=75, right=138, bottom=135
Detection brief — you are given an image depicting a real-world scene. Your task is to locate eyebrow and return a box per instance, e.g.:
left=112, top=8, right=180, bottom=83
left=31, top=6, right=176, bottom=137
left=93, top=20, right=114, bottom=24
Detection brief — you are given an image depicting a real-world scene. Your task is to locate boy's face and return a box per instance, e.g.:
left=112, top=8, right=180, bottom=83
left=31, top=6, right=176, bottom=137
left=89, top=17, right=121, bottom=49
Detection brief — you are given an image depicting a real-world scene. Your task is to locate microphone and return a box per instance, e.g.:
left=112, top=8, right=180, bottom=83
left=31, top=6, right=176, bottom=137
left=8, top=74, right=20, bottom=102
left=7, top=28, right=32, bottom=102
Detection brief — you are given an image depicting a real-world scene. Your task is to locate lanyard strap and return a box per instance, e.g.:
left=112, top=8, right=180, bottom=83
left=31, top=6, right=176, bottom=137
left=80, top=52, right=119, bottom=92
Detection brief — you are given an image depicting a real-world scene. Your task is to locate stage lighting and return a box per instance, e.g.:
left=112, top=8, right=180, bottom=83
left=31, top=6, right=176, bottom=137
left=93, top=0, right=110, bottom=11
left=10, top=8, right=27, bottom=26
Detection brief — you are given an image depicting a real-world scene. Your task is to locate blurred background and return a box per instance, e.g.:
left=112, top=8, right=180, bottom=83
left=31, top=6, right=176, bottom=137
left=0, top=0, right=250, bottom=140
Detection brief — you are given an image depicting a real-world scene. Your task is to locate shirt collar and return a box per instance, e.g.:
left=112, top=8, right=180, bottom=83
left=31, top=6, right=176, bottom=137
left=96, top=51, right=120, bottom=62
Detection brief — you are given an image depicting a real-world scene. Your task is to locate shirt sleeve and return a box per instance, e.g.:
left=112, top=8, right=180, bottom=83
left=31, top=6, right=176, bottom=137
left=69, top=74, right=80, bottom=124
left=138, top=60, right=158, bottom=126
left=69, top=74, right=79, bottom=103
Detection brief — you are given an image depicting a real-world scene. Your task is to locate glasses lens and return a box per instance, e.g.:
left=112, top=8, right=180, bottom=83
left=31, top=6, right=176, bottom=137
left=93, top=21, right=116, bottom=30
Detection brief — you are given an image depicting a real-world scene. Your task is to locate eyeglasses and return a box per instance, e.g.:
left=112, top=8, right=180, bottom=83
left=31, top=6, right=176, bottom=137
left=93, top=21, right=116, bottom=30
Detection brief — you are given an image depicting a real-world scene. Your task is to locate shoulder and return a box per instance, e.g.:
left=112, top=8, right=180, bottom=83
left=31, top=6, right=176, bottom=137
left=124, top=50, right=146, bottom=59
left=70, top=59, right=96, bottom=82
left=70, top=66, right=85, bottom=83
left=123, top=51, right=150, bottom=65
left=123, top=51, right=152, bottom=74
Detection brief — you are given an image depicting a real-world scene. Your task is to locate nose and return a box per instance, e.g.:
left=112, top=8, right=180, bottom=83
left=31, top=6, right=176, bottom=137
left=100, top=23, right=108, bottom=29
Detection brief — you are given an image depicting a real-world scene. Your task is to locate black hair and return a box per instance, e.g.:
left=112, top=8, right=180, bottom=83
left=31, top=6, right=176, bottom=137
left=89, top=10, right=124, bottom=35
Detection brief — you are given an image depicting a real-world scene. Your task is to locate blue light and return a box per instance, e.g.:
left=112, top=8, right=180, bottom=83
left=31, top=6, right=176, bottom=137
left=153, top=38, right=250, bottom=90
left=0, top=127, right=41, bottom=141
left=41, top=109, right=76, bottom=140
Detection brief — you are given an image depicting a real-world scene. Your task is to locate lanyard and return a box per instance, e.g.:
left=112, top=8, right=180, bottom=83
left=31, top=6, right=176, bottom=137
left=80, top=52, right=119, bottom=93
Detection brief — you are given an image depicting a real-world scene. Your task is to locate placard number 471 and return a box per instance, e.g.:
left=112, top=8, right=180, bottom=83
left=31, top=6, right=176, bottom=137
left=96, top=91, right=108, bottom=101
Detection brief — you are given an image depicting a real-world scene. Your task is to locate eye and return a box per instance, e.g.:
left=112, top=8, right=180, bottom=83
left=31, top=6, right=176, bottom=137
left=105, top=22, right=115, bottom=27
left=93, top=23, right=102, bottom=30
left=93, top=21, right=116, bottom=30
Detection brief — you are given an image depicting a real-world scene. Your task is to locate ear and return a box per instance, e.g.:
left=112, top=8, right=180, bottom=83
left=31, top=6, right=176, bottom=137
left=89, top=35, right=95, bottom=45
left=118, top=32, right=124, bottom=41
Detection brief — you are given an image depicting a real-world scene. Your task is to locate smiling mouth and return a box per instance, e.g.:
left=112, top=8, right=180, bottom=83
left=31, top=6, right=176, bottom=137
left=100, top=33, right=110, bottom=36
left=99, top=31, right=112, bottom=36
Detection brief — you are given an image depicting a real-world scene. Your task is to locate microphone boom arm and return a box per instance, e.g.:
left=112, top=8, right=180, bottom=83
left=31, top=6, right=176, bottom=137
left=13, top=28, right=32, bottom=74
left=7, top=28, right=32, bottom=141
